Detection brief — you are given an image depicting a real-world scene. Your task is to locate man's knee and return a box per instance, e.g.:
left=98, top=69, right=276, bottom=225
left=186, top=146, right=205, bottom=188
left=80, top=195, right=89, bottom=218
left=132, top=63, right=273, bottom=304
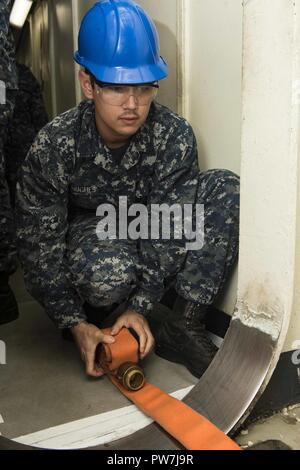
left=68, top=245, right=138, bottom=305
left=197, top=169, right=240, bottom=209
left=199, top=169, right=239, bottom=192
left=88, top=259, right=137, bottom=295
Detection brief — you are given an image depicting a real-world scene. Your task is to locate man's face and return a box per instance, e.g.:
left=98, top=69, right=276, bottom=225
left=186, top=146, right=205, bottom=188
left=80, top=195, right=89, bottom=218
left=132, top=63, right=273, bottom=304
left=93, top=84, right=152, bottom=146
left=79, top=71, right=153, bottom=147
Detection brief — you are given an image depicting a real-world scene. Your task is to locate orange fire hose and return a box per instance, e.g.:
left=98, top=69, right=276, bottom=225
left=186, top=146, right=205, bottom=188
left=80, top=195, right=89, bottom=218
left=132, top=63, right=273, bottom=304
left=99, top=327, right=241, bottom=451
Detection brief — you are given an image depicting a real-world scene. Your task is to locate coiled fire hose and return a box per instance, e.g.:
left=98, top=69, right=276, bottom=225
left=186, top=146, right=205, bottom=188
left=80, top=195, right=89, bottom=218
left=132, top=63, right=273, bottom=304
left=98, top=327, right=241, bottom=451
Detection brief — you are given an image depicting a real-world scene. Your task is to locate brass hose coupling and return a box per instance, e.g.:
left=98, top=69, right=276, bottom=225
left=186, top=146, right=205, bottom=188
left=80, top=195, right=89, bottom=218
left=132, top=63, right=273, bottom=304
left=116, top=362, right=145, bottom=391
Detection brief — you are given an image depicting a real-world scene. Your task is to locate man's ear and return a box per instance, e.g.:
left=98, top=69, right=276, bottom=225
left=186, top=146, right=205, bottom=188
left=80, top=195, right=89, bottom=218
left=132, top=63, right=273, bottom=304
left=79, top=69, right=94, bottom=99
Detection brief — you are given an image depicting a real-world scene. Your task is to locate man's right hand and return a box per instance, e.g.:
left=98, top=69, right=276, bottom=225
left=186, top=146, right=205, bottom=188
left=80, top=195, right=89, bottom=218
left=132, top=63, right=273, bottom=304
left=71, top=321, right=115, bottom=377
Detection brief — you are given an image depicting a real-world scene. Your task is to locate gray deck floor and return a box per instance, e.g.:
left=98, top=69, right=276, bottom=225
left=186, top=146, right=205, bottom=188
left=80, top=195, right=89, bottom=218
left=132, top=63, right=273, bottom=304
left=1, top=269, right=300, bottom=449
left=0, top=269, right=197, bottom=445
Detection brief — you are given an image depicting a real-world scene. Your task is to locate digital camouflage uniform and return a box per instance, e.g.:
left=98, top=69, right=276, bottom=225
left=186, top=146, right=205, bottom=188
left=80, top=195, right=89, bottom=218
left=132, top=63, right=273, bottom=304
left=16, top=100, right=239, bottom=329
left=0, top=0, right=18, bottom=273
left=5, top=62, right=49, bottom=205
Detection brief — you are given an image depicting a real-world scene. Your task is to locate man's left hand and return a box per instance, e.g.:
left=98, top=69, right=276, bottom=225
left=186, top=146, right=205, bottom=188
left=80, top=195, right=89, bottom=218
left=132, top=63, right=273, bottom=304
left=110, top=310, right=154, bottom=360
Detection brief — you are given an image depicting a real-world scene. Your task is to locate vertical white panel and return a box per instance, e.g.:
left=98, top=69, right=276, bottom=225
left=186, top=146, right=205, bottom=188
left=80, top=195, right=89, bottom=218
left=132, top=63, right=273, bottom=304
left=284, top=15, right=300, bottom=351
left=179, top=0, right=243, bottom=314
left=185, top=0, right=243, bottom=174
left=177, top=0, right=190, bottom=118
left=237, top=0, right=299, bottom=355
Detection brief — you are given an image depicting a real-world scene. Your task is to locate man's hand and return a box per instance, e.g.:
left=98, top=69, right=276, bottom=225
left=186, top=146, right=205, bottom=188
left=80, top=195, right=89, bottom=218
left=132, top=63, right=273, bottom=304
left=110, top=310, right=154, bottom=360
left=71, top=321, right=115, bottom=377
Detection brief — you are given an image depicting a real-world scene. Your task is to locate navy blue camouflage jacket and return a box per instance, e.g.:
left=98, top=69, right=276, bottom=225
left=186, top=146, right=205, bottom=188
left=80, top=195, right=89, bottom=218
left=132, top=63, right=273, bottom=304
left=16, top=100, right=199, bottom=328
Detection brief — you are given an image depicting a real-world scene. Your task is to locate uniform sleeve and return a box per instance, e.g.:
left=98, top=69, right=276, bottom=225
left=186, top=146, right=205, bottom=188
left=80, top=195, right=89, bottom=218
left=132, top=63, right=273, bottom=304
left=127, top=122, right=199, bottom=316
left=15, top=128, right=87, bottom=329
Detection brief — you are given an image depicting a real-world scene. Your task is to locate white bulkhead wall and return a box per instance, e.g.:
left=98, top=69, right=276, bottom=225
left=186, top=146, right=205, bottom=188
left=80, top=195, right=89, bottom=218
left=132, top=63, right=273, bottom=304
left=180, top=0, right=243, bottom=175
left=285, top=154, right=300, bottom=353
left=180, top=0, right=242, bottom=314
left=237, top=0, right=299, bottom=358
left=183, top=0, right=300, bottom=352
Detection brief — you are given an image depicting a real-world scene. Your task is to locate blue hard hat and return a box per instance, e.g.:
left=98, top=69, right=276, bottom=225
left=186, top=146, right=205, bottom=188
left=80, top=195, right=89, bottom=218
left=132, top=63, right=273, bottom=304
left=74, top=0, right=168, bottom=84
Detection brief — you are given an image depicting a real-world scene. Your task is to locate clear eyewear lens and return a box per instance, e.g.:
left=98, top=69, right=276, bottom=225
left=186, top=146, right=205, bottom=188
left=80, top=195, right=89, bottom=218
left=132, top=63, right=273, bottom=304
left=97, top=85, right=158, bottom=106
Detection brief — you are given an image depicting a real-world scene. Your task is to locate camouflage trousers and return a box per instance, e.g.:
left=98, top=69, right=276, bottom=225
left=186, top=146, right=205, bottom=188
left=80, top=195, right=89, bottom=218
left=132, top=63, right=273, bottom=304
left=66, top=169, right=240, bottom=308
left=0, top=92, right=17, bottom=273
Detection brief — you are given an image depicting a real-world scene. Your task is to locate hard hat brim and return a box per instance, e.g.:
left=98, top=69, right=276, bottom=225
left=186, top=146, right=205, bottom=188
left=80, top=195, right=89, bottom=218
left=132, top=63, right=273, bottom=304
left=74, top=51, right=168, bottom=85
